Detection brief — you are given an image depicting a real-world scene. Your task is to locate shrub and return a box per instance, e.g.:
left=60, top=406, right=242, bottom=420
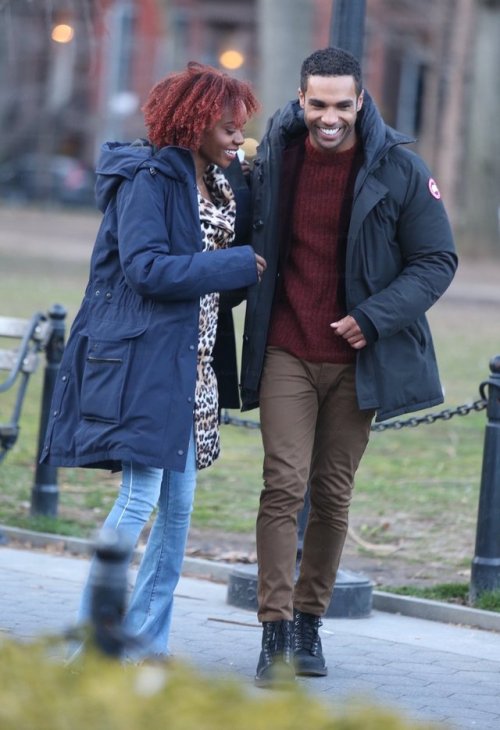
left=0, top=638, right=441, bottom=730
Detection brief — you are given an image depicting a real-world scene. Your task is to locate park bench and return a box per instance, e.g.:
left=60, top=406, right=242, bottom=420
left=0, top=312, right=52, bottom=463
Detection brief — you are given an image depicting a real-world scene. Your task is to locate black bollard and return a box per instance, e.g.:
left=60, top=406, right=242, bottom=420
left=88, top=528, right=133, bottom=658
left=470, top=355, right=500, bottom=602
left=228, top=485, right=373, bottom=619
left=31, top=303, right=67, bottom=516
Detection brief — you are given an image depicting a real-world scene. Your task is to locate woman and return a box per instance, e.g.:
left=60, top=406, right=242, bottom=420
left=41, top=62, right=265, bottom=660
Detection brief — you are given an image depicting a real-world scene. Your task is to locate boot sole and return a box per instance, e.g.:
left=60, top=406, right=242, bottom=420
left=254, top=672, right=296, bottom=689
left=295, top=667, right=328, bottom=677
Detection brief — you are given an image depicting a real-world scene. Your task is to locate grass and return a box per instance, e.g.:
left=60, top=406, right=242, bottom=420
left=380, top=582, right=500, bottom=613
left=1, top=206, right=499, bottom=599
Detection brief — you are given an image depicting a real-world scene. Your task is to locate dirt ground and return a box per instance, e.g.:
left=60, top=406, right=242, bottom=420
left=2, top=205, right=500, bottom=589
left=184, top=524, right=472, bottom=590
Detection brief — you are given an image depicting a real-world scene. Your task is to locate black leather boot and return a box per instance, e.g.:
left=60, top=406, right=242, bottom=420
left=293, top=609, right=327, bottom=676
left=254, top=619, right=295, bottom=688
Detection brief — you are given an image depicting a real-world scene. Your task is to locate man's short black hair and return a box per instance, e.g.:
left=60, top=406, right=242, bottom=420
left=300, top=47, right=363, bottom=96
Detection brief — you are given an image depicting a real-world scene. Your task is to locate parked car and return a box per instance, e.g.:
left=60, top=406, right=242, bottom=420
left=0, top=153, right=96, bottom=207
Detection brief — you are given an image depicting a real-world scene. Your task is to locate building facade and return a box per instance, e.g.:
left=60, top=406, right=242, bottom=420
left=0, top=0, right=498, bottom=251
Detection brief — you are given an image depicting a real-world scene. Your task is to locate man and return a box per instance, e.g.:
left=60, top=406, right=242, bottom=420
left=240, top=47, right=458, bottom=687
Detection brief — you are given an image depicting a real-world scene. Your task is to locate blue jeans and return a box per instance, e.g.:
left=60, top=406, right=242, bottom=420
left=78, top=432, right=197, bottom=659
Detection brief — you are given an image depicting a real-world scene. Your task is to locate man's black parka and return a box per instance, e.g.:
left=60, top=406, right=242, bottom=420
left=240, top=92, right=458, bottom=422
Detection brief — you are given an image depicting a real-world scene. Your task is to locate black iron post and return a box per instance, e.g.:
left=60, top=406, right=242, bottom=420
left=302, top=0, right=367, bottom=546
left=470, top=355, right=500, bottom=602
left=228, top=0, right=373, bottom=620
left=31, top=303, right=67, bottom=516
left=298, top=0, right=369, bottom=612
left=296, top=0, right=368, bottom=602
left=329, top=0, right=366, bottom=60
left=299, top=0, right=366, bottom=557
left=88, top=529, right=132, bottom=658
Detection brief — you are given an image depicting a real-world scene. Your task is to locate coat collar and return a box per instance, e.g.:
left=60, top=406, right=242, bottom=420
left=270, top=91, right=414, bottom=171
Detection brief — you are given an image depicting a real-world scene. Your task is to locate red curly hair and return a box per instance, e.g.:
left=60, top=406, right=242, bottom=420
left=142, top=62, right=260, bottom=150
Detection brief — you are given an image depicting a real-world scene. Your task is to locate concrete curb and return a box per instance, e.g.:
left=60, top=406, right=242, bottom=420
left=0, top=524, right=234, bottom=582
left=372, top=591, right=500, bottom=633
left=0, top=525, right=93, bottom=556
left=2, top=524, right=500, bottom=633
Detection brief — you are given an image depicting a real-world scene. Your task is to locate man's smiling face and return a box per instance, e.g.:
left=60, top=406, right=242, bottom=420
left=298, top=74, right=364, bottom=154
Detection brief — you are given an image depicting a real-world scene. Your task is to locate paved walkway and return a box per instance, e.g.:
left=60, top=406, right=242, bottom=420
left=1, top=209, right=500, bottom=728
left=1, top=545, right=500, bottom=730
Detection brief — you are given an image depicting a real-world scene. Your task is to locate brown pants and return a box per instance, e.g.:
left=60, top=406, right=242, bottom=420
left=256, top=346, right=374, bottom=622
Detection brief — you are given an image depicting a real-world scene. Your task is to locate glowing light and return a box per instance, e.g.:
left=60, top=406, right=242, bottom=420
left=219, top=50, right=244, bottom=70
left=51, top=24, right=74, bottom=43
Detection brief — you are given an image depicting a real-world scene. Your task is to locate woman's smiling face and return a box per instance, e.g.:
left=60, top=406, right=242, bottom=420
left=197, top=106, right=247, bottom=169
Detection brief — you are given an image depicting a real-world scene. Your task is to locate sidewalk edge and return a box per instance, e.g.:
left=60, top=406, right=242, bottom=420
left=2, top=525, right=499, bottom=632
left=372, top=590, right=500, bottom=633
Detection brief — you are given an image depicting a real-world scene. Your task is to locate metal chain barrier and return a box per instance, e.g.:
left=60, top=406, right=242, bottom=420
left=221, top=394, right=487, bottom=433
left=221, top=410, right=262, bottom=429
left=369, top=397, right=486, bottom=432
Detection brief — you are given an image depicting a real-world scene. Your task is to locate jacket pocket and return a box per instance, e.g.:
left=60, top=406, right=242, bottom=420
left=407, top=321, right=427, bottom=353
left=80, top=339, right=131, bottom=423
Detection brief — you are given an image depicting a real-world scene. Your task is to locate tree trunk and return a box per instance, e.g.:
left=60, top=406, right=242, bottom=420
left=256, top=0, right=313, bottom=127
left=459, top=0, right=500, bottom=254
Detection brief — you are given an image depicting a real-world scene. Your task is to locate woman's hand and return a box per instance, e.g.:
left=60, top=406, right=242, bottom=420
left=240, top=159, right=252, bottom=177
left=255, top=254, right=267, bottom=282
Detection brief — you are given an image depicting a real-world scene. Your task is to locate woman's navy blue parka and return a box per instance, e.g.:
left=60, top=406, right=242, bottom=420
left=41, top=141, right=258, bottom=473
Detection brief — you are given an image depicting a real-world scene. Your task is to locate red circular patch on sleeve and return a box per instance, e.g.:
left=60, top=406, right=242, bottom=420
left=428, top=178, right=441, bottom=199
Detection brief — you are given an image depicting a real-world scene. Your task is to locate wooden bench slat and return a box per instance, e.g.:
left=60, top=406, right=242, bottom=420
left=0, top=348, right=40, bottom=374
left=0, top=317, right=31, bottom=339
left=0, top=316, right=50, bottom=344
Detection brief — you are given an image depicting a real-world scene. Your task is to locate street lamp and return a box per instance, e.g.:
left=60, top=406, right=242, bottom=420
left=219, top=49, right=245, bottom=70
left=51, top=23, right=74, bottom=44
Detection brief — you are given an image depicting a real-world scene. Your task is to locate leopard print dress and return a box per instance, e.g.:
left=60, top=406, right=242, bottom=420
left=194, top=164, right=236, bottom=469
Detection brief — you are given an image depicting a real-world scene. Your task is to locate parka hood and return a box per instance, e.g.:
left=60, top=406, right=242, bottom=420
left=356, top=91, right=413, bottom=169
left=276, top=99, right=307, bottom=144
left=94, top=140, right=195, bottom=212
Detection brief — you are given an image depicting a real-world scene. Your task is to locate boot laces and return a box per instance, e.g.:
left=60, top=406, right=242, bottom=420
left=262, top=621, right=293, bottom=662
left=294, top=612, right=322, bottom=656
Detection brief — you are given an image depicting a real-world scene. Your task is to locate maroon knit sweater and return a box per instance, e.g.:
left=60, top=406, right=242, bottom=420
left=268, top=136, right=362, bottom=363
